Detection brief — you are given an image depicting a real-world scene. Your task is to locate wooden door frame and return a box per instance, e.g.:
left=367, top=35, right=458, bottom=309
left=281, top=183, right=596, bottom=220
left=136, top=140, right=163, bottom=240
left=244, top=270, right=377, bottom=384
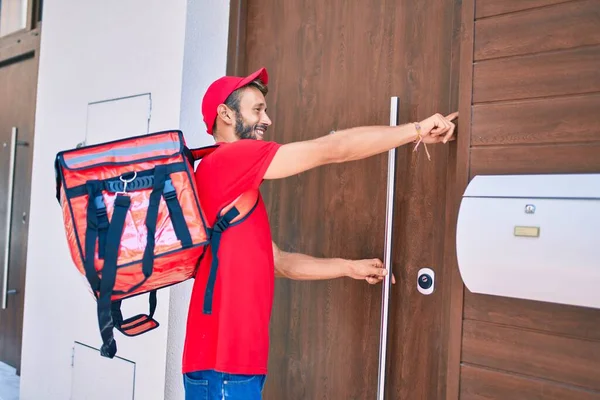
left=441, top=0, right=475, bottom=397
left=226, top=0, right=246, bottom=76
left=224, top=1, right=471, bottom=398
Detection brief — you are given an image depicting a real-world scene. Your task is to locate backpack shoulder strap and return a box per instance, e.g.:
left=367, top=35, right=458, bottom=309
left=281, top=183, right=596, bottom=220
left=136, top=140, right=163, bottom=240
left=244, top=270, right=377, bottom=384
left=186, top=144, right=219, bottom=164
left=202, top=190, right=260, bottom=314
left=217, top=190, right=259, bottom=223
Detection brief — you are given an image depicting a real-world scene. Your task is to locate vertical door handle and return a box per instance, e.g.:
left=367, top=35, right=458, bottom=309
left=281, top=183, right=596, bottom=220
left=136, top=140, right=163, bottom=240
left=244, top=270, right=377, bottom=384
left=2, top=127, right=18, bottom=309
left=377, top=97, right=399, bottom=400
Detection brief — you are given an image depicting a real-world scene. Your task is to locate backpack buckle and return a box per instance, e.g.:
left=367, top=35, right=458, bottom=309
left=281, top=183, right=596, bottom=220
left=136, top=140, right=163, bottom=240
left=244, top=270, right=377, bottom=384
left=116, top=171, right=137, bottom=195
left=214, top=218, right=230, bottom=233
left=162, top=179, right=177, bottom=200
left=94, top=195, right=107, bottom=214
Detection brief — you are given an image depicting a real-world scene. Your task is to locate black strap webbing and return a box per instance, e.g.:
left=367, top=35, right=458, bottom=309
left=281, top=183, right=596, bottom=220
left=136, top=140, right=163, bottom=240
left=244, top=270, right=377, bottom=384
left=98, top=194, right=131, bottom=358
left=203, top=207, right=240, bottom=314
left=96, top=196, right=109, bottom=260
left=111, top=290, right=157, bottom=330
left=80, top=165, right=194, bottom=356
left=111, top=300, right=124, bottom=328
left=142, top=166, right=167, bottom=278
left=141, top=167, right=193, bottom=279
left=148, top=290, right=157, bottom=318
left=65, top=163, right=188, bottom=199
left=163, top=179, right=193, bottom=248
left=84, top=181, right=105, bottom=293
left=83, top=166, right=192, bottom=299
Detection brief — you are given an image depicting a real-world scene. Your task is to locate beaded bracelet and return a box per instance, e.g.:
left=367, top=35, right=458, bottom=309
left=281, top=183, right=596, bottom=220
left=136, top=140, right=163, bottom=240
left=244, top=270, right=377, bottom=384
left=413, top=122, right=431, bottom=161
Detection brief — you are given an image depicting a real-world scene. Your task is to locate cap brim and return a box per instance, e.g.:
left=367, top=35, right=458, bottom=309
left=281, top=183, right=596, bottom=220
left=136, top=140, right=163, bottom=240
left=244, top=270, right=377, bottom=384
left=235, top=67, right=269, bottom=91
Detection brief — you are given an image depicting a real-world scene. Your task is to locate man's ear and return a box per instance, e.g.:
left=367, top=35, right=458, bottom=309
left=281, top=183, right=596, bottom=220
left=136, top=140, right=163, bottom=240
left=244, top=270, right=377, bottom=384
left=216, top=104, right=234, bottom=126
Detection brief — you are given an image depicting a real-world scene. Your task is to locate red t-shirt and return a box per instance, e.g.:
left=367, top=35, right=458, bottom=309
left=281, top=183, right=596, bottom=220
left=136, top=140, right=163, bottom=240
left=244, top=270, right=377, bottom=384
left=182, top=139, right=281, bottom=375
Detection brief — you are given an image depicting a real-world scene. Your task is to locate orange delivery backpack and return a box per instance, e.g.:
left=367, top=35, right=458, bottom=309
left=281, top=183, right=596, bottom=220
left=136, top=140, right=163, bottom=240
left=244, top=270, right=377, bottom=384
left=54, top=130, right=258, bottom=358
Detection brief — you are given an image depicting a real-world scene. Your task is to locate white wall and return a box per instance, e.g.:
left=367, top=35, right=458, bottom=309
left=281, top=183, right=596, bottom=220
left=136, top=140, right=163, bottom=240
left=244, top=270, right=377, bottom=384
left=20, top=1, right=229, bottom=399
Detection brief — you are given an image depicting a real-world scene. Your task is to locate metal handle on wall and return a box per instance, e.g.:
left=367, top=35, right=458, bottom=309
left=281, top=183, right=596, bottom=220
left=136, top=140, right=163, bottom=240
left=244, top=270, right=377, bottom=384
left=2, top=127, right=17, bottom=310
left=377, top=97, right=399, bottom=400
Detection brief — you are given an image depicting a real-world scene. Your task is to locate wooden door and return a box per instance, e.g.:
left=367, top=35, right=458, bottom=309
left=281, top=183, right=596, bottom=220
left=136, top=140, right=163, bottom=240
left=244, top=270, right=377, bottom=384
left=0, top=31, right=40, bottom=373
left=228, top=0, right=461, bottom=398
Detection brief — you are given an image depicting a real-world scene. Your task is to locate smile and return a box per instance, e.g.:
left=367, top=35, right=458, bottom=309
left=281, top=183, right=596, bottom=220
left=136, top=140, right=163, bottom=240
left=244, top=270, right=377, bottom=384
left=255, top=125, right=267, bottom=138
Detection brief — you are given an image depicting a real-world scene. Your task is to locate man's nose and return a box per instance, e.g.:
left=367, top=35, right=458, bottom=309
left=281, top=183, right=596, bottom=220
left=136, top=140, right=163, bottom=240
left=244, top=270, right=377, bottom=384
left=262, top=113, right=272, bottom=126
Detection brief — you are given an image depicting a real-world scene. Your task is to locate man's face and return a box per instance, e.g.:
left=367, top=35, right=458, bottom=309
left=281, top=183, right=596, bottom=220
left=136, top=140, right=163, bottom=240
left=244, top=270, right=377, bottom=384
left=233, top=87, right=272, bottom=141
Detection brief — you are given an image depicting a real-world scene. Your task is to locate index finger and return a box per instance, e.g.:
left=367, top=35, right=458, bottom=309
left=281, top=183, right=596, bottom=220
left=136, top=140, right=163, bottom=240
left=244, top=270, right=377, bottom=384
left=445, top=111, right=459, bottom=121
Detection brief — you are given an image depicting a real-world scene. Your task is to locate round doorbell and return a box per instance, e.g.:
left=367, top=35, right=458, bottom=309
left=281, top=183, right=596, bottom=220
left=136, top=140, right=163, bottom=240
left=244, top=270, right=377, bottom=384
left=417, top=268, right=435, bottom=295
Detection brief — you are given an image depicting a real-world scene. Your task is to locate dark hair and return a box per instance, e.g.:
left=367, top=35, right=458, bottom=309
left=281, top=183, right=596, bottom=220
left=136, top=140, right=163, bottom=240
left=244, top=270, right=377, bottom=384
left=212, top=79, right=268, bottom=134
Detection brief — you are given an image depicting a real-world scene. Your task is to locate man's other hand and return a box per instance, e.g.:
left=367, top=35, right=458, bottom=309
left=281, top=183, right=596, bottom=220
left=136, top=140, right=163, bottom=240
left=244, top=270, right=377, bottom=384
left=348, top=258, right=397, bottom=285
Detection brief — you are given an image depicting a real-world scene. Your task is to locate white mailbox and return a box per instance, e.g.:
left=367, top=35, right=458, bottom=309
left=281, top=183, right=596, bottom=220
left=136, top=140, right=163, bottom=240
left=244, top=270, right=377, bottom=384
left=456, top=174, right=600, bottom=309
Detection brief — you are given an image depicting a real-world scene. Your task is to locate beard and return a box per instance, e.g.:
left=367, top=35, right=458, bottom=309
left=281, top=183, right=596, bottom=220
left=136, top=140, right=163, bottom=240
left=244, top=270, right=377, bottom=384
left=234, top=114, right=268, bottom=140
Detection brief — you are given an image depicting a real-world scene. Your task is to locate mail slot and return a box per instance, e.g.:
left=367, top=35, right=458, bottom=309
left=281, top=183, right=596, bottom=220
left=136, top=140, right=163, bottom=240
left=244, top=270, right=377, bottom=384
left=456, top=174, right=600, bottom=309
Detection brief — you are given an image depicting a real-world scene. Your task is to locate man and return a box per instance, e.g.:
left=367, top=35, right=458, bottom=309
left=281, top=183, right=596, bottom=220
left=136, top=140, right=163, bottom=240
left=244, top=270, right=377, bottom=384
left=183, top=67, right=457, bottom=399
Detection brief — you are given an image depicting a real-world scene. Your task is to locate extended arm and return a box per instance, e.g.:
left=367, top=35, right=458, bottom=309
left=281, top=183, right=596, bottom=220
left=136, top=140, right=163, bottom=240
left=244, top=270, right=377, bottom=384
left=272, top=241, right=394, bottom=285
left=264, top=112, right=457, bottom=180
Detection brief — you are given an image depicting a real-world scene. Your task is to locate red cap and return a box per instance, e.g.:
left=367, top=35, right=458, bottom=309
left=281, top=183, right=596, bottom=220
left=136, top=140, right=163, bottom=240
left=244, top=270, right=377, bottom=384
left=201, top=67, right=269, bottom=135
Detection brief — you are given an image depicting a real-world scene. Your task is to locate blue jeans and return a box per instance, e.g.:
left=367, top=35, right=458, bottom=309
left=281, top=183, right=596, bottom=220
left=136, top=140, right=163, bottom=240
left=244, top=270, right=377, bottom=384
left=183, top=370, right=266, bottom=400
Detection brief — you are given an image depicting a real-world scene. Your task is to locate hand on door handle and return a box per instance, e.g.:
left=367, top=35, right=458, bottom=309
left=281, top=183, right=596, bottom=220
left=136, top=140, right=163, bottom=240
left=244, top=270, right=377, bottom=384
left=347, top=258, right=396, bottom=285
left=365, top=271, right=396, bottom=285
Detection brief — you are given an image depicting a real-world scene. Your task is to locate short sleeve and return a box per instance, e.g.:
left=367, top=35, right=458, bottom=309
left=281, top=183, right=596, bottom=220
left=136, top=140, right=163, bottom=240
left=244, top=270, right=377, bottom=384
left=209, top=140, right=281, bottom=199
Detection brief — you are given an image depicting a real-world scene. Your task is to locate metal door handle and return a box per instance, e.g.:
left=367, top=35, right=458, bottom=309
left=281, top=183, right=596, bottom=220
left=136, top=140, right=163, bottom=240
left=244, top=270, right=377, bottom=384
left=2, top=127, right=17, bottom=309
left=377, top=97, right=399, bottom=400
